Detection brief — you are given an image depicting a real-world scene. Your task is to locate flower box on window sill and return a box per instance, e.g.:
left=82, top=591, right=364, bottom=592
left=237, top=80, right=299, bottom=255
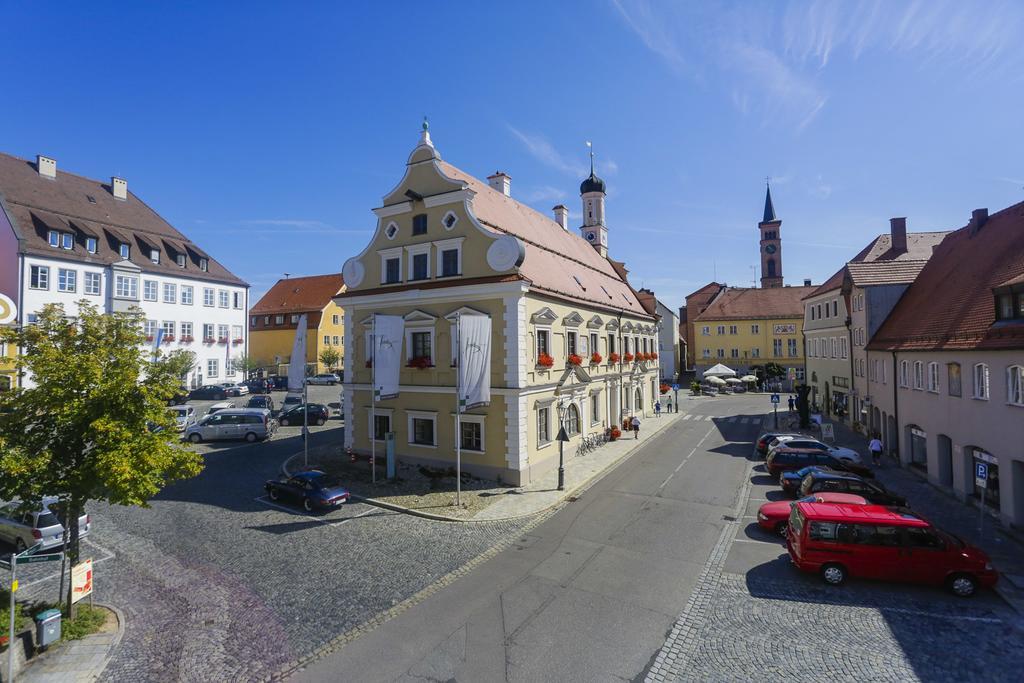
left=232, top=338, right=244, bottom=344
left=608, top=352, right=621, bottom=364
left=537, top=353, right=555, bottom=369
left=407, top=356, right=433, bottom=370
left=163, top=336, right=175, bottom=342
left=649, top=352, right=658, bottom=360
left=590, top=353, right=603, bottom=365
left=624, top=353, right=635, bottom=362
left=145, top=335, right=154, bottom=342
left=181, top=336, right=194, bottom=343
left=567, top=354, right=583, bottom=367
left=217, top=337, right=229, bottom=344
left=203, top=337, right=216, bottom=344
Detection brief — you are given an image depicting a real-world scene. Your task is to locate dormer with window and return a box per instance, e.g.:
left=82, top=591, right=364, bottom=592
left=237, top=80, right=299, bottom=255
left=994, top=284, right=1024, bottom=323
left=199, top=258, right=209, bottom=272
left=86, top=237, right=98, bottom=254
left=119, top=243, right=131, bottom=259
left=150, top=248, right=160, bottom=264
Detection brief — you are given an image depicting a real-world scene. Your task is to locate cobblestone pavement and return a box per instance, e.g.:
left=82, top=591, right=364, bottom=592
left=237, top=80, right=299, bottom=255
left=646, top=405, right=1024, bottom=683
left=15, top=420, right=533, bottom=682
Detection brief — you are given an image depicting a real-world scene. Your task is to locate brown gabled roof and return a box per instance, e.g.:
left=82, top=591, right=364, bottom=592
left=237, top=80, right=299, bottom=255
left=868, top=202, right=1024, bottom=352
left=694, top=285, right=815, bottom=321
left=0, top=152, right=245, bottom=286
left=857, top=231, right=948, bottom=261
left=251, top=273, right=345, bottom=315
left=806, top=267, right=845, bottom=299
left=438, top=161, right=653, bottom=319
left=845, top=260, right=930, bottom=287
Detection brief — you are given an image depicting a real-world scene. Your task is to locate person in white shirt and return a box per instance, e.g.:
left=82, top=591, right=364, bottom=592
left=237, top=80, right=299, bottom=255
left=869, top=435, right=884, bottom=467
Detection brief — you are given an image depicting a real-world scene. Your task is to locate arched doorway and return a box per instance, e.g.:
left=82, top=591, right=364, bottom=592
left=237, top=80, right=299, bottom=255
left=886, top=415, right=897, bottom=459
left=936, top=434, right=953, bottom=487
left=872, top=407, right=881, bottom=436
left=634, top=388, right=643, bottom=412
left=906, top=425, right=927, bottom=472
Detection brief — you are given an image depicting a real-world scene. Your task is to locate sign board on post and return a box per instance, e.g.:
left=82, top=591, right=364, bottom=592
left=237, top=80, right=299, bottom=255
left=71, top=559, right=93, bottom=604
left=975, top=462, right=988, bottom=488
left=770, top=394, right=780, bottom=404
left=820, top=423, right=835, bottom=442
left=16, top=553, right=62, bottom=565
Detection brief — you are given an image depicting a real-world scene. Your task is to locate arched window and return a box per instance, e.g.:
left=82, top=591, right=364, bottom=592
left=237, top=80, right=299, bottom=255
left=1008, top=365, right=1024, bottom=406
left=973, top=363, right=990, bottom=400
left=766, top=259, right=776, bottom=277
left=635, top=388, right=643, bottom=410
left=566, top=404, right=580, bottom=435
left=913, top=361, right=924, bottom=390
left=899, top=360, right=909, bottom=387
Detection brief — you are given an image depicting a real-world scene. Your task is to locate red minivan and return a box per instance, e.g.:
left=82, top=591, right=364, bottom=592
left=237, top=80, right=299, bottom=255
left=786, top=502, right=998, bottom=597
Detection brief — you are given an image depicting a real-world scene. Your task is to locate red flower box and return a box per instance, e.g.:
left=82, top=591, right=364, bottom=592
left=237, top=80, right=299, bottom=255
left=590, top=352, right=603, bottom=364
left=217, top=337, right=229, bottom=344
left=537, top=353, right=554, bottom=368
left=609, top=352, right=621, bottom=363
left=163, top=335, right=175, bottom=342
left=567, top=353, right=583, bottom=366
left=146, top=335, right=154, bottom=342
left=660, top=383, right=670, bottom=394
left=624, top=353, right=635, bottom=362
left=181, top=336, right=194, bottom=343
left=232, top=338, right=244, bottom=344
left=203, top=337, right=216, bottom=344
left=650, top=352, right=658, bottom=360
left=407, top=356, right=433, bottom=369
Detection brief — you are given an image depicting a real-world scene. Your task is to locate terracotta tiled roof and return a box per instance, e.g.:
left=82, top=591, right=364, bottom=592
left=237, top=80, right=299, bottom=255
left=694, top=286, right=815, bottom=321
left=438, top=161, right=653, bottom=319
left=0, top=152, right=245, bottom=286
left=251, top=273, right=345, bottom=315
left=857, top=231, right=948, bottom=261
left=868, top=202, right=1024, bottom=352
left=845, top=260, right=930, bottom=287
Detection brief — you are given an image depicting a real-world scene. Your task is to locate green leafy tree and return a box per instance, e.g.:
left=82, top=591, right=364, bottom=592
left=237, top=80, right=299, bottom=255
left=318, top=347, right=341, bottom=373
left=0, top=302, right=203, bottom=612
left=164, top=349, right=196, bottom=384
left=763, top=362, right=786, bottom=378
left=232, top=353, right=260, bottom=378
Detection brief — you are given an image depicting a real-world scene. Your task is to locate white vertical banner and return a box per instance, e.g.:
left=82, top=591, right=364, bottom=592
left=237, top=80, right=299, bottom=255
left=287, top=314, right=308, bottom=393
left=458, top=315, right=491, bottom=410
left=225, top=334, right=232, bottom=374
left=373, top=314, right=404, bottom=400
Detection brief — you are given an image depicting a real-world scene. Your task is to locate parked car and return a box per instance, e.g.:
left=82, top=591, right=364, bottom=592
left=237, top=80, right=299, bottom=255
left=307, top=373, right=340, bottom=386
left=0, top=499, right=91, bottom=552
left=799, top=471, right=907, bottom=506
left=206, top=401, right=235, bottom=415
left=754, top=432, right=804, bottom=458
left=282, top=393, right=303, bottom=408
left=787, top=501, right=997, bottom=596
left=169, top=405, right=197, bottom=432
left=189, top=385, right=229, bottom=401
left=767, top=436, right=863, bottom=464
left=218, top=382, right=250, bottom=397
left=278, top=403, right=330, bottom=426
left=779, top=465, right=836, bottom=496
left=265, top=470, right=350, bottom=512
left=185, top=408, right=276, bottom=443
left=766, top=447, right=874, bottom=479
left=166, top=387, right=190, bottom=406
left=243, top=378, right=270, bottom=395
left=757, top=492, right=867, bottom=536
left=246, top=395, right=276, bottom=412
left=267, top=376, right=289, bottom=391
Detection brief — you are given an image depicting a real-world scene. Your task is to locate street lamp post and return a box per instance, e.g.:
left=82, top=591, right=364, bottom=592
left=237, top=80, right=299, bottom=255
left=556, top=398, right=567, bottom=491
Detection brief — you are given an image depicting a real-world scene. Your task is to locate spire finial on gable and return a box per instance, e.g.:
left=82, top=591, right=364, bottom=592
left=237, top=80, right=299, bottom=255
left=762, top=178, right=777, bottom=223
left=419, top=116, right=433, bottom=148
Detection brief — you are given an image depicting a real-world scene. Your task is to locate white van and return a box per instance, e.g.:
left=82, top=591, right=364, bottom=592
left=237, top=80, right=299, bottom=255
left=185, top=408, right=276, bottom=443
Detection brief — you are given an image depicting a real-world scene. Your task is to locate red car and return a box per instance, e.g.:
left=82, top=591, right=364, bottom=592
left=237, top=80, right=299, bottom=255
left=787, top=502, right=998, bottom=596
left=757, top=492, right=867, bottom=536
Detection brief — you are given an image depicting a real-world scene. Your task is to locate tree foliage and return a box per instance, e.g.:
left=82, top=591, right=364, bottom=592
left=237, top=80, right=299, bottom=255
left=0, top=302, right=203, bottom=606
left=232, top=353, right=260, bottom=377
left=318, top=347, right=341, bottom=372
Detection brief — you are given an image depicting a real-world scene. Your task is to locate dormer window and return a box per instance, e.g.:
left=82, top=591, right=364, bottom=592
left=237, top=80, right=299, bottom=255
left=120, top=243, right=130, bottom=259
left=176, top=253, right=186, bottom=267
left=48, top=230, right=59, bottom=247
left=61, top=233, right=73, bottom=249
left=199, top=258, right=209, bottom=272
left=995, top=289, right=1024, bottom=321
left=86, top=237, right=98, bottom=253
left=150, top=249, right=160, bottom=264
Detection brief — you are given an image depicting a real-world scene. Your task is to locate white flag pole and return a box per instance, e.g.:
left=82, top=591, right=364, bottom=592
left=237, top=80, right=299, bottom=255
left=455, top=312, right=461, bottom=507
left=371, top=314, right=376, bottom=485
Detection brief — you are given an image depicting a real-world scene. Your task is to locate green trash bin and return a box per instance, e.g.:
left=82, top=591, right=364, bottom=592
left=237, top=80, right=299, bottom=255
left=36, top=608, right=61, bottom=648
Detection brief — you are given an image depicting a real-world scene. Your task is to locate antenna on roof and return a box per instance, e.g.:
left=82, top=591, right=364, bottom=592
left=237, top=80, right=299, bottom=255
left=284, top=272, right=290, bottom=279
left=586, top=141, right=594, bottom=175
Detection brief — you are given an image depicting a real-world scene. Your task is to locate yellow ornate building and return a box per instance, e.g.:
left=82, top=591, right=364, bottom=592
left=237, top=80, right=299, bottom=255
left=0, top=292, right=17, bottom=390
left=339, top=125, right=660, bottom=485
left=249, top=273, right=346, bottom=376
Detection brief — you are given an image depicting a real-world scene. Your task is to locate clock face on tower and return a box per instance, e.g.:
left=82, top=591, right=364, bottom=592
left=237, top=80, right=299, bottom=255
left=586, top=232, right=596, bottom=242
left=764, top=243, right=777, bottom=254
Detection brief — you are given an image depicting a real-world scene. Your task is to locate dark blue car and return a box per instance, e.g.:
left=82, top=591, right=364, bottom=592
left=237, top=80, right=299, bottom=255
left=265, top=470, right=350, bottom=512
left=779, top=465, right=835, bottom=496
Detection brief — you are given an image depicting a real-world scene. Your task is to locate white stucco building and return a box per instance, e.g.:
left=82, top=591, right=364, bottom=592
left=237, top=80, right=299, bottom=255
left=0, top=152, right=248, bottom=388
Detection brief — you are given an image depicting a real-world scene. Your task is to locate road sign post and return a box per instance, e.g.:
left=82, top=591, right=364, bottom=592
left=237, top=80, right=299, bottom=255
left=771, top=393, right=780, bottom=429
left=672, top=384, right=679, bottom=413
left=976, top=462, right=988, bottom=538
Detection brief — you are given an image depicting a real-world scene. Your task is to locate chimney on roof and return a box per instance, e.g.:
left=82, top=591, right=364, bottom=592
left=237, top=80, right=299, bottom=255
left=553, top=204, right=569, bottom=230
left=803, top=278, right=811, bottom=287
left=890, top=217, right=907, bottom=254
left=36, top=155, right=56, bottom=179
left=112, top=176, right=127, bottom=201
left=968, top=208, right=989, bottom=236
left=487, top=171, right=511, bottom=197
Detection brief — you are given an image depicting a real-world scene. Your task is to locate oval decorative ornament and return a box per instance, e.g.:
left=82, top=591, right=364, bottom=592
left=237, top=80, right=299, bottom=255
left=342, top=258, right=365, bottom=288
left=0, top=292, right=16, bottom=324
left=486, top=235, right=525, bottom=271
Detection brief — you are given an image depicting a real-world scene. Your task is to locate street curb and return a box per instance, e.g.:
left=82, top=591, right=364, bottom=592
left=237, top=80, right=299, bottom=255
left=93, top=602, right=126, bottom=681
left=280, top=412, right=685, bottom=524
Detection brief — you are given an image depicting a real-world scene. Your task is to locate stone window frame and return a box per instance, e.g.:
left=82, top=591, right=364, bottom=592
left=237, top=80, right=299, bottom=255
left=973, top=363, right=990, bottom=400
left=451, top=413, right=485, bottom=452
left=406, top=410, right=438, bottom=449
left=368, top=408, right=394, bottom=442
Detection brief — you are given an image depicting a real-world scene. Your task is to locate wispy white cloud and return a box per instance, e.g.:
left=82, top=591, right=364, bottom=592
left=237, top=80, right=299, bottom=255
left=507, top=126, right=619, bottom=179
left=995, top=176, right=1024, bottom=188
left=609, top=0, right=693, bottom=77
left=525, top=185, right=567, bottom=203
left=807, top=174, right=833, bottom=199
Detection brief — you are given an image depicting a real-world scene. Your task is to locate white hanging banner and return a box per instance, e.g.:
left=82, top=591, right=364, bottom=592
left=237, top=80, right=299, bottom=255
left=458, top=315, right=491, bottom=411
left=373, top=314, right=404, bottom=400
left=287, top=314, right=308, bottom=393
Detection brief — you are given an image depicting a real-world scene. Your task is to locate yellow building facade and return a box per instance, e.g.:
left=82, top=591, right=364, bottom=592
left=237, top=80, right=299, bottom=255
left=249, top=273, right=346, bottom=376
left=339, top=126, right=661, bottom=485
left=0, top=292, right=17, bottom=390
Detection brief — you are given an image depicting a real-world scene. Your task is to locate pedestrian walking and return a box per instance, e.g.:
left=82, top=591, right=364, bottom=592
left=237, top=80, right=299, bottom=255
left=631, top=415, right=641, bottom=439
left=655, top=401, right=662, bottom=418
left=787, top=396, right=795, bottom=413
left=666, top=397, right=673, bottom=413
left=869, top=434, right=884, bottom=467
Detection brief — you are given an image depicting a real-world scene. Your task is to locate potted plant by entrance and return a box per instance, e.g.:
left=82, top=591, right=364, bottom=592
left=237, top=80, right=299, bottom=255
left=609, top=426, right=621, bottom=441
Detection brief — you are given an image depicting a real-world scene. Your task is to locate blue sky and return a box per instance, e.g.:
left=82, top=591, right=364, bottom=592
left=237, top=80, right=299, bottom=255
left=3, top=1, right=1023, bottom=309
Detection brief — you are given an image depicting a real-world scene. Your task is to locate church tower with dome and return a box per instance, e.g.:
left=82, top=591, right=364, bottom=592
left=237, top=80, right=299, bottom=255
left=579, top=151, right=608, bottom=258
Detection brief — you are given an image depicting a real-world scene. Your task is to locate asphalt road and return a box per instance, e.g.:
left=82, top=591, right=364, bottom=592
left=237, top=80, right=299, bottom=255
left=293, top=397, right=762, bottom=682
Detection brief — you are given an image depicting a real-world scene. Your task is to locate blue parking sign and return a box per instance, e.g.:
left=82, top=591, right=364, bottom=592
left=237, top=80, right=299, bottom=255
left=976, top=462, right=988, bottom=481
left=771, top=394, right=780, bottom=404
left=672, top=384, right=679, bottom=391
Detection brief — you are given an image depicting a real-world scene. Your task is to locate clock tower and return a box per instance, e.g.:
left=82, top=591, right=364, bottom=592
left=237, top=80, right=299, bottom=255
left=579, top=147, right=608, bottom=257
left=759, top=181, right=783, bottom=288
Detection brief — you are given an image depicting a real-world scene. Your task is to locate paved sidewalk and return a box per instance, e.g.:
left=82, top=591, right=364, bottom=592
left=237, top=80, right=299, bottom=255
left=788, top=417, right=1024, bottom=614
left=20, top=605, right=123, bottom=683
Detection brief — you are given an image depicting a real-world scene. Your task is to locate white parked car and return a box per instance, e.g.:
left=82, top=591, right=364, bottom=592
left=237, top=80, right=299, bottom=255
left=169, top=405, right=197, bottom=432
left=0, top=498, right=91, bottom=552
left=219, top=382, right=249, bottom=396
left=767, top=436, right=863, bottom=464
left=307, top=373, right=341, bottom=386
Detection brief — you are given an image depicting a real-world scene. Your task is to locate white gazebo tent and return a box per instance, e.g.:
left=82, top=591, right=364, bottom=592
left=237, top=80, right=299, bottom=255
left=702, top=363, right=737, bottom=378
